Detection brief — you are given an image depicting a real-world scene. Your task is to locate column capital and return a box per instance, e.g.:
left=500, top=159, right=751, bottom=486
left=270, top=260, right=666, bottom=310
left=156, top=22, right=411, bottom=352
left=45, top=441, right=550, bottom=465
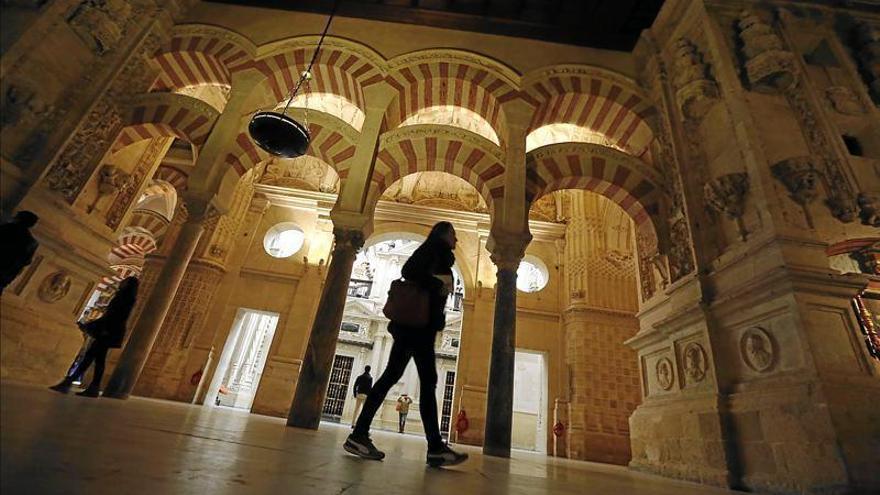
left=181, top=192, right=222, bottom=224
left=487, top=230, right=532, bottom=271
left=332, top=227, right=366, bottom=254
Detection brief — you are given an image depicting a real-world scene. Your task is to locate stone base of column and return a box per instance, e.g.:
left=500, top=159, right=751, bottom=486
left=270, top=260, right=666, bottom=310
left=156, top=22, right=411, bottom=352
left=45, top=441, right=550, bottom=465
left=628, top=396, right=734, bottom=488
left=250, top=357, right=302, bottom=418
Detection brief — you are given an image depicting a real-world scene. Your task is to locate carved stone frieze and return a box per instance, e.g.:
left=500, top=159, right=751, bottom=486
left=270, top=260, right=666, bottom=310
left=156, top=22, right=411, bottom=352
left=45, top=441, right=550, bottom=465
left=740, top=327, right=775, bottom=372
left=783, top=84, right=858, bottom=223
left=106, top=138, right=170, bottom=229
left=672, top=38, right=719, bottom=120
left=704, top=172, right=749, bottom=240
left=737, top=10, right=796, bottom=93
left=825, top=86, right=866, bottom=115
left=39, top=26, right=166, bottom=203
left=67, top=0, right=133, bottom=55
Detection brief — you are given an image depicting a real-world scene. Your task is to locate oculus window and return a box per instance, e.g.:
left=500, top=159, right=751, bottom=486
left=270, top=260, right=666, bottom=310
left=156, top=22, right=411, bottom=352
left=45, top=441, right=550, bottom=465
left=263, top=223, right=305, bottom=258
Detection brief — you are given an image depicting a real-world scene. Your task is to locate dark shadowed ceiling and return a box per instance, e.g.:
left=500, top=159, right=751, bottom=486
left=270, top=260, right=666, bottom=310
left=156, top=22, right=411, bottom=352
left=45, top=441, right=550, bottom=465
left=206, top=0, right=666, bottom=51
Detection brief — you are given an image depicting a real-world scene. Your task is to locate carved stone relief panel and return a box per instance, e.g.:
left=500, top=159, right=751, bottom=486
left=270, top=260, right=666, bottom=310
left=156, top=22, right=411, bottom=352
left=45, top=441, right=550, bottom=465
left=655, top=357, right=675, bottom=391
left=37, top=270, right=72, bottom=303
left=67, top=0, right=133, bottom=55
left=740, top=327, right=776, bottom=373
left=825, top=86, right=866, bottom=116
left=682, top=342, right=708, bottom=385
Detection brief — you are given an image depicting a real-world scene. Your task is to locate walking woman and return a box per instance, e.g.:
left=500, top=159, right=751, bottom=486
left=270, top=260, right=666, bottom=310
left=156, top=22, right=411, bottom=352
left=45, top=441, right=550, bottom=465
left=344, top=222, right=468, bottom=467
left=50, top=276, right=139, bottom=397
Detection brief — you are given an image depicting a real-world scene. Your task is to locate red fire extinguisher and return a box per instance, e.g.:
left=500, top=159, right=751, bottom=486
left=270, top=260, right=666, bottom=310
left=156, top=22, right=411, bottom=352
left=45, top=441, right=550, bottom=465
left=553, top=421, right=565, bottom=437
left=455, top=410, right=469, bottom=434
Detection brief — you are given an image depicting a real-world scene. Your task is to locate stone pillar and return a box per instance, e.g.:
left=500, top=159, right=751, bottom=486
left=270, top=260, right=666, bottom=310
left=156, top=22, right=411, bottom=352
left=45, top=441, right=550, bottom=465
left=287, top=227, right=364, bottom=429
left=483, top=234, right=528, bottom=457
left=103, top=203, right=212, bottom=399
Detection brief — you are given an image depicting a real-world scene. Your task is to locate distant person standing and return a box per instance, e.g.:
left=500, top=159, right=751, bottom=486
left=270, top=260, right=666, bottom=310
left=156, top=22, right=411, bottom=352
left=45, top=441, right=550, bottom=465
left=49, top=277, right=139, bottom=397
left=0, top=211, right=39, bottom=295
left=396, top=394, right=413, bottom=433
left=351, top=365, right=373, bottom=427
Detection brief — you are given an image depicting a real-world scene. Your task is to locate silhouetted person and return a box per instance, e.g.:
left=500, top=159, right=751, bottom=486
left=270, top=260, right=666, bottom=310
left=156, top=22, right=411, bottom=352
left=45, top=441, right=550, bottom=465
left=351, top=365, right=373, bottom=427
left=396, top=394, right=413, bottom=433
left=50, top=277, right=140, bottom=397
left=345, top=222, right=468, bottom=467
left=0, top=211, right=39, bottom=295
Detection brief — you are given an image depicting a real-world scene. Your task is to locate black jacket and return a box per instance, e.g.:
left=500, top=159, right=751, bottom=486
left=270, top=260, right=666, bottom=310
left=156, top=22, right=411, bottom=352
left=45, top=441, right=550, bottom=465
left=0, top=223, right=38, bottom=289
left=353, top=373, right=373, bottom=396
left=83, top=289, right=137, bottom=348
left=391, top=239, right=454, bottom=336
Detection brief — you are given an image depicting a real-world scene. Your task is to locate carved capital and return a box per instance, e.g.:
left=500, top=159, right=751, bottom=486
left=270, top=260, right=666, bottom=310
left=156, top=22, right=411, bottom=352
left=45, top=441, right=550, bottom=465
left=737, top=11, right=795, bottom=93
left=672, top=38, right=719, bottom=120
left=771, top=157, right=820, bottom=205
left=858, top=193, right=880, bottom=228
left=332, top=227, right=365, bottom=254
left=704, top=173, right=749, bottom=220
left=487, top=231, right=532, bottom=271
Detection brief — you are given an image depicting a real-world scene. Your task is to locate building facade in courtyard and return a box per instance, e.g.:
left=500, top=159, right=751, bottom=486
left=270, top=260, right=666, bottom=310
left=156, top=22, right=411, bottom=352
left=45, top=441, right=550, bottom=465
left=1, top=1, right=879, bottom=494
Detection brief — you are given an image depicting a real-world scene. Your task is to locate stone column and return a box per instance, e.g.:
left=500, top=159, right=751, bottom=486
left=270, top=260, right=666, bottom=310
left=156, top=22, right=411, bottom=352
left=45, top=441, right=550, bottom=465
left=287, top=227, right=364, bottom=429
left=483, top=234, right=528, bottom=457
left=103, top=202, right=213, bottom=399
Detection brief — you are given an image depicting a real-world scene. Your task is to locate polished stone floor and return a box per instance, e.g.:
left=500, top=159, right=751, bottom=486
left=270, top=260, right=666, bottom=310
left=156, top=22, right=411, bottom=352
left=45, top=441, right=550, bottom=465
left=1, top=382, right=735, bottom=494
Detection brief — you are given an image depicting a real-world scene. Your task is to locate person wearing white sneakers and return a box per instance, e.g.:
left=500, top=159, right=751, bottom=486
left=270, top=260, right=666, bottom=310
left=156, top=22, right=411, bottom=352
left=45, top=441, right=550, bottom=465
left=344, top=222, right=468, bottom=468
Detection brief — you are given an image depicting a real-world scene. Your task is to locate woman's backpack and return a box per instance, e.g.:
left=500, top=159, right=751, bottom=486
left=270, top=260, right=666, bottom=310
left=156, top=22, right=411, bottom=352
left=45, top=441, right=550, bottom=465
left=383, top=279, right=430, bottom=327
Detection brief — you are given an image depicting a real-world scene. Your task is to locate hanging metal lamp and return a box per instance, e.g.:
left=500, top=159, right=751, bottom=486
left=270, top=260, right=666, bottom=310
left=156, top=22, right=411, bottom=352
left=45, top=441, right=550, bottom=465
left=248, top=1, right=338, bottom=158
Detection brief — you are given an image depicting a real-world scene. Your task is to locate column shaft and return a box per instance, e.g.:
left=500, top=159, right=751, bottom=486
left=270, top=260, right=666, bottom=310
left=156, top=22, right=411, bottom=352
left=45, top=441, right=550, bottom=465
left=287, top=229, right=363, bottom=429
left=103, top=216, right=206, bottom=399
left=483, top=266, right=518, bottom=457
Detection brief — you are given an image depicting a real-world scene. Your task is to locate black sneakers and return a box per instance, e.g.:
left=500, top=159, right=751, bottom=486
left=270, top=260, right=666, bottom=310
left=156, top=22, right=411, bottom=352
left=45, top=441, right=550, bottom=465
left=426, top=443, right=469, bottom=467
left=343, top=434, right=386, bottom=460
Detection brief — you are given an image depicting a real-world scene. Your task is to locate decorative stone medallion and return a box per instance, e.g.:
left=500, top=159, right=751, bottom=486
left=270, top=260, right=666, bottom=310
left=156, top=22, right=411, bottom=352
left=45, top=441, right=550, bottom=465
left=656, top=357, right=674, bottom=390
left=683, top=342, right=707, bottom=383
left=740, top=327, right=775, bottom=372
left=38, top=270, right=72, bottom=303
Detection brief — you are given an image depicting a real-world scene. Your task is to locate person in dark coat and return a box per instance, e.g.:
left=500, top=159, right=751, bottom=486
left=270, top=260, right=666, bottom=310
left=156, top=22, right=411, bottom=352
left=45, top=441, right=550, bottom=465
left=351, top=365, right=373, bottom=427
left=0, top=211, right=39, bottom=295
left=345, top=222, right=468, bottom=468
left=50, top=276, right=139, bottom=397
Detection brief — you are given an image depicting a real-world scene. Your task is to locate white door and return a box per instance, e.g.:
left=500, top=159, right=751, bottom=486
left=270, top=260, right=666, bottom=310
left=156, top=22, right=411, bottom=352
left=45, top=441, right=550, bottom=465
left=512, top=350, right=548, bottom=453
left=205, top=308, right=279, bottom=411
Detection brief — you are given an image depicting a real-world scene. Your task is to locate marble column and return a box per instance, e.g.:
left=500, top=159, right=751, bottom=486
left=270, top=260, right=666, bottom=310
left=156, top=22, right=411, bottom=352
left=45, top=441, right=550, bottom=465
left=483, top=236, right=528, bottom=457
left=103, top=205, right=212, bottom=399
left=287, top=227, right=364, bottom=429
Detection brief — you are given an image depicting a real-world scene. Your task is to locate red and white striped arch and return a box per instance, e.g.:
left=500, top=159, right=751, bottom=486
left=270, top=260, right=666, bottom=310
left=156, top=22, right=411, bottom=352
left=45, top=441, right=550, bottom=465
left=154, top=165, right=188, bottom=192
left=369, top=126, right=506, bottom=212
left=240, top=39, right=385, bottom=114
left=151, top=26, right=255, bottom=91
left=523, top=66, right=658, bottom=159
left=111, top=93, right=220, bottom=154
left=526, top=142, right=664, bottom=237
left=224, top=131, right=267, bottom=177
left=308, top=123, right=357, bottom=177
left=383, top=51, right=519, bottom=144
left=107, top=228, right=158, bottom=267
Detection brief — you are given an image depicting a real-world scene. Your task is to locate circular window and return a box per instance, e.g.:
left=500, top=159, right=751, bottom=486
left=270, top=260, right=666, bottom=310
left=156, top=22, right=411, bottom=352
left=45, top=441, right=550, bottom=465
left=263, top=223, right=305, bottom=258
left=516, top=255, right=549, bottom=293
